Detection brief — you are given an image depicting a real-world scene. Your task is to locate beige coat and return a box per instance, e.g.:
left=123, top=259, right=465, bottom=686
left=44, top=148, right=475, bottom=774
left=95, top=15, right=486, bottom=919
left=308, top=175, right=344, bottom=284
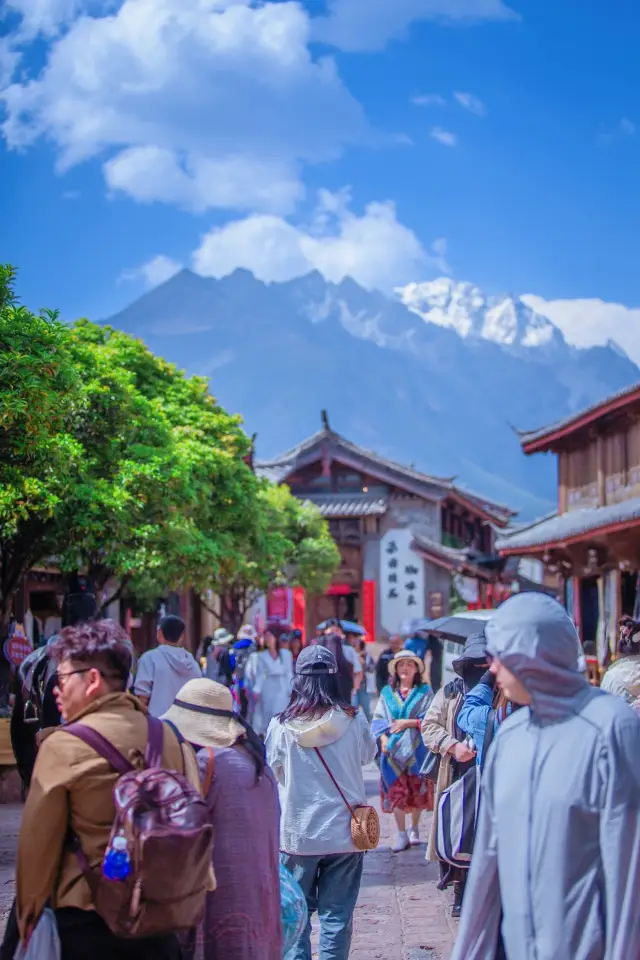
left=17, top=692, right=204, bottom=939
left=421, top=685, right=464, bottom=861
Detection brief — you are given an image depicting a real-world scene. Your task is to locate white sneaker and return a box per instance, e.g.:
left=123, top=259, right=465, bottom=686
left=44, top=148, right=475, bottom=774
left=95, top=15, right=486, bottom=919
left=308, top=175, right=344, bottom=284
left=392, top=831, right=410, bottom=853
left=408, top=827, right=421, bottom=846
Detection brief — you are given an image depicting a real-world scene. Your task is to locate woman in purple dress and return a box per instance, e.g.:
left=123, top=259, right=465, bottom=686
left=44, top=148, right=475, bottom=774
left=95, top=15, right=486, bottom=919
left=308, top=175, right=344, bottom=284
left=163, top=678, right=282, bottom=959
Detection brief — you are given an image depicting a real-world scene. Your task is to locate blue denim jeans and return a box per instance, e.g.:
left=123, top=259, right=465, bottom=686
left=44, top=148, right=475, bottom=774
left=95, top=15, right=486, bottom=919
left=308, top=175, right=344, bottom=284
left=281, top=852, right=364, bottom=960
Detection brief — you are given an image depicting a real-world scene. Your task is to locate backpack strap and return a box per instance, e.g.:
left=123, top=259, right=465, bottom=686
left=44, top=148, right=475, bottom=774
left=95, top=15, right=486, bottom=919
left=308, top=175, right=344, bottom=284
left=63, top=724, right=135, bottom=775
left=145, top=716, right=164, bottom=769
left=201, top=747, right=215, bottom=796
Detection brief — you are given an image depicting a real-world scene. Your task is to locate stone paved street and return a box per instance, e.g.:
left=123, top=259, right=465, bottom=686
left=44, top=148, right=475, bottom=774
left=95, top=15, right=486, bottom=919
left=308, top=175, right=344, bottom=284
left=312, top=764, right=456, bottom=959
left=0, top=769, right=457, bottom=958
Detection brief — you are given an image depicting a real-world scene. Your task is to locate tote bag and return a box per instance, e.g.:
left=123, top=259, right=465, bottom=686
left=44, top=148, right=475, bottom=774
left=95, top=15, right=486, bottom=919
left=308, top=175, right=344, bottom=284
left=435, top=709, right=496, bottom=869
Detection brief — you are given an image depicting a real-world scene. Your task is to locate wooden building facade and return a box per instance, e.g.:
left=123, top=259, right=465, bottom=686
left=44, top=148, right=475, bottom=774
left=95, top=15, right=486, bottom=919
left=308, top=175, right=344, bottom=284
left=257, top=421, right=514, bottom=641
left=497, top=382, right=640, bottom=660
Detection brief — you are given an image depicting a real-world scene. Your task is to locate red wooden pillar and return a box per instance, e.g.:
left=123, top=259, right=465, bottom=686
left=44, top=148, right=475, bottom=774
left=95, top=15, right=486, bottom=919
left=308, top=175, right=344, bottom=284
left=292, top=587, right=306, bottom=645
left=363, top=580, right=376, bottom=644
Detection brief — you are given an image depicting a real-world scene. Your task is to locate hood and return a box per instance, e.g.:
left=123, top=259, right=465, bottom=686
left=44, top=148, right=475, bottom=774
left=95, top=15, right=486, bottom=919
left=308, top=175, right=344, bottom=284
left=486, top=593, right=591, bottom=724
left=284, top=707, right=353, bottom=748
left=452, top=631, right=487, bottom=677
left=160, top=645, right=199, bottom=674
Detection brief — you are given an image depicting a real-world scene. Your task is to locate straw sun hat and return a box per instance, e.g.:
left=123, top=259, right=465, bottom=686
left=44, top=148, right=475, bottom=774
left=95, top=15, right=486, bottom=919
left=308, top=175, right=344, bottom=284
left=161, top=678, right=246, bottom=749
left=388, top=649, right=429, bottom=685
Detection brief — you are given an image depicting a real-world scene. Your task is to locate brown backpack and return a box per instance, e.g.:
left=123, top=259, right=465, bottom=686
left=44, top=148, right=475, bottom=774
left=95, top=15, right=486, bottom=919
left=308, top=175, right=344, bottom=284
left=65, top=717, right=213, bottom=939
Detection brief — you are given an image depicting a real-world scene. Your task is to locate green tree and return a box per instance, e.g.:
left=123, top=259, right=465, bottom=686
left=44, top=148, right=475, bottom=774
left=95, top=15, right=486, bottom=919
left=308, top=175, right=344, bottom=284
left=201, top=482, right=340, bottom=632
left=57, top=321, right=258, bottom=611
left=0, top=265, right=85, bottom=632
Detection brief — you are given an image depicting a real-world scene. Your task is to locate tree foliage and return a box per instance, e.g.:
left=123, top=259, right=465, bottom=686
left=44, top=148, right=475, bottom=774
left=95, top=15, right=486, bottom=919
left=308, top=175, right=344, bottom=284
left=0, top=265, right=85, bottom=625
left=202, top=482, right=340, bottom=632
left=0, top=266, right=339, bottom=641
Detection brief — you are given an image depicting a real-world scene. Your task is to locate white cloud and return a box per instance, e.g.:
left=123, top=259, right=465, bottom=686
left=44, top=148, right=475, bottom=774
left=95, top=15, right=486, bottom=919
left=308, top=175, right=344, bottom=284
left=454, top=91, right=486, bottom=116
left=522, top=294, right=640, bottom=366
left=412, top=93, right=446, bottom=107
left=313, top=0, right=519, bottom=52
left=193, top=189, right=449, bottom=291
left=104, top=147, right=303, bottom=215
left=4, top=0, right=85, bottom=38
left=430, top=127, right=458, bottom=146
left=120, top=254, right=182, bottom=287
left=620, top=117, right=636, bottom=136
left=1, top=0, right=367, bottom=213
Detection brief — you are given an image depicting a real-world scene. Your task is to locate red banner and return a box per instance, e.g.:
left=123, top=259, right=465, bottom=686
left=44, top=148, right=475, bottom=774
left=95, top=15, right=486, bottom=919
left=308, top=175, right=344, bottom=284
left=362, top=580, right=376, bottom=644
left=267, top=587, right=290, bottom=621
left=292, top=587, right=306, bottom=644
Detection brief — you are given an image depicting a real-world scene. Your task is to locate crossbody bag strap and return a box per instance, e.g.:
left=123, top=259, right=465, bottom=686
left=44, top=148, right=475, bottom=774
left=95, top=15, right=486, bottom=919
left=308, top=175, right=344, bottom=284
left=314, top=747, right=355, bottom=818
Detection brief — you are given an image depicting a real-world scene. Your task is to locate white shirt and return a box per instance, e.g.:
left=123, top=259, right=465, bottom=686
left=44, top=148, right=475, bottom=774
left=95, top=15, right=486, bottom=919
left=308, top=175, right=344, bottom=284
left=342, top=643, right=363, bottom=674
left=266, top=708, right=376, bottom=855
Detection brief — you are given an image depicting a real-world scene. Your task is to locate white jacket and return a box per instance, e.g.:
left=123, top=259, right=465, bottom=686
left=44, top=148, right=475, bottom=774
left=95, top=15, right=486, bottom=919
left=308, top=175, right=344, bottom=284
left=266, top=708, right=376, bottom=856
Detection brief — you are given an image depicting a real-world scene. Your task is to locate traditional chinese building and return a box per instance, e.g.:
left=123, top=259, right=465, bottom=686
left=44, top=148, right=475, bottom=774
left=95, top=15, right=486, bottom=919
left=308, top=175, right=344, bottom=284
left=497, top=382, right=640, bottom=660
left=256, top=416, right=515, bottom=640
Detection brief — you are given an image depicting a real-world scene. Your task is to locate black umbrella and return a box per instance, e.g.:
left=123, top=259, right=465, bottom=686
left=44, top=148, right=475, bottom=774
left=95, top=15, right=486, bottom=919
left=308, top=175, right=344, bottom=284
left=407, top=612, right=493, bottom=645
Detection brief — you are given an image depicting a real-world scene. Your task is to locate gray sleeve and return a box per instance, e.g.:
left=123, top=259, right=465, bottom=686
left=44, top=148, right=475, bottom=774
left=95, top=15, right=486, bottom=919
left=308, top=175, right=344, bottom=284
left=451, top=750, right=503, bottom=960
left=133, top=652, right=154, bottom=697
left=358, top=712, right=378, bottom=765
left=600, top=714, right=640, bottom=958
left=265, top=719, right=284, bottom=782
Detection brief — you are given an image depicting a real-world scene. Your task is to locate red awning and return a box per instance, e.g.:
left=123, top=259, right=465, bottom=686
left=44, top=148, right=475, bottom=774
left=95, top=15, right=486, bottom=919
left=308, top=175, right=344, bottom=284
left=326, top=584, right=353, bottom=596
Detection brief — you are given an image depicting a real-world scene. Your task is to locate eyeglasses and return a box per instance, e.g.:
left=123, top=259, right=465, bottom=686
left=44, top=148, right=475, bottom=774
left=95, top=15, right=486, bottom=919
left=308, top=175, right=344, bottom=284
left=56, top=668, right=92, bottom=690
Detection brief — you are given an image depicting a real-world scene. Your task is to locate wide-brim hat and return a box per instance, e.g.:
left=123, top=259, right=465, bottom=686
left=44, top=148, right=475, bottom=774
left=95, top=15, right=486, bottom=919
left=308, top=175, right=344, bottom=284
left=452, top=631, right=488, bottom=677
left=161, top=678, right=245, bottom=749
left=213, top=627, right=235, bottom=647
left=388, top=649, right=429, bottom=684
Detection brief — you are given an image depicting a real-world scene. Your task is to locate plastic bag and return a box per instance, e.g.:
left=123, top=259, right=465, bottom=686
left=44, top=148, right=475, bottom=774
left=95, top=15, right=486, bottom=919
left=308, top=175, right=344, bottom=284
left=280, top=862, right=308, bottom=956
left=15, top=908, right=60, bottom=960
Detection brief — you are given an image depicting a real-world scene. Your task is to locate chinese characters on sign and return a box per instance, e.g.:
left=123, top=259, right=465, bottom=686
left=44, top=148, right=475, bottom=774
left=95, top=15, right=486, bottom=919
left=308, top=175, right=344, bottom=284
left=379, top=528, right=425, bottom=632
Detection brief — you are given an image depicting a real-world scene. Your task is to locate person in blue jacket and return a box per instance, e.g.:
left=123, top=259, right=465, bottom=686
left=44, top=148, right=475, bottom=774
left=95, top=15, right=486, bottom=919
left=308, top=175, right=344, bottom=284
left=457, top=666, right=516, bottom=766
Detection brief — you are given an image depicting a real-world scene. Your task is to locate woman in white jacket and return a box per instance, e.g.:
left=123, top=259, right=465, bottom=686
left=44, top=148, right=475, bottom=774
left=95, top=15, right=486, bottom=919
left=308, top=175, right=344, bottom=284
left=247, top=625, right=293, bottom=736
left=266, top=644, right=377, bottom=960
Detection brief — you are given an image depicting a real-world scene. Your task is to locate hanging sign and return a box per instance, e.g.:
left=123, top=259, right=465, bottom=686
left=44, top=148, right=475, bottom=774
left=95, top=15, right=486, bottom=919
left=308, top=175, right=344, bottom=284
left=379, top=528, right=425, bottom=633
left=4, top=623, right=33, bottom=667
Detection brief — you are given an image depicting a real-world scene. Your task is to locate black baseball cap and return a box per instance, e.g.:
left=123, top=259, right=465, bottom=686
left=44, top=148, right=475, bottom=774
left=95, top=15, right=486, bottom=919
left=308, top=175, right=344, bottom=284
left=296, top=644, right=338, bottom=676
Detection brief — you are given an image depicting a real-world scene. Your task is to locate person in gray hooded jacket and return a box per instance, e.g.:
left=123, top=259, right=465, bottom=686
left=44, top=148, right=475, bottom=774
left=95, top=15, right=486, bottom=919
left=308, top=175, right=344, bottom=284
left=452, top=592, right=640, bottom=960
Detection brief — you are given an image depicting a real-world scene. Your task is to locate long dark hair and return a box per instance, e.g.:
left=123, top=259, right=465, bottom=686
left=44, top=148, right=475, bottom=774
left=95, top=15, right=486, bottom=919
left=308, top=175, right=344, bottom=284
left=311, top=633, right=353, bottom=703
left=236, top=719, right=266, bottom=783
left=278, top=673, right=357, bottom=723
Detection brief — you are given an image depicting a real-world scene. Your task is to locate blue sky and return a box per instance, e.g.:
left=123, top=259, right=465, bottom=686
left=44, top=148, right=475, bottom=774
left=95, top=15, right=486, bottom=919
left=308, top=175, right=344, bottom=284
left=2, top=0, right=640, bottom=359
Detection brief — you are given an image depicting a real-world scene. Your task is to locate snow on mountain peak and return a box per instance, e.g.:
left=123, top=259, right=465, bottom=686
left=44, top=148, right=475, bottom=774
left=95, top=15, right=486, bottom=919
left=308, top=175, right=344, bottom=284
left=396, top=279, right=565, bottom=352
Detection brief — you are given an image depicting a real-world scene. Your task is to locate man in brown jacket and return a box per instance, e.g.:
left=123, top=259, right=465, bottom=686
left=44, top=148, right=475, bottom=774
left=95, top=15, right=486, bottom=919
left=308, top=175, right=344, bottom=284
left=14, top=619, right=205, bottom=960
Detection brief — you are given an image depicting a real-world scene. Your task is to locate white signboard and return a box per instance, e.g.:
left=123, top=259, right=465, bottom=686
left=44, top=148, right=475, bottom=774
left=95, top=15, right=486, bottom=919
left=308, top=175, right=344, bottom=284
left=380, top=528, right=425, bottom=633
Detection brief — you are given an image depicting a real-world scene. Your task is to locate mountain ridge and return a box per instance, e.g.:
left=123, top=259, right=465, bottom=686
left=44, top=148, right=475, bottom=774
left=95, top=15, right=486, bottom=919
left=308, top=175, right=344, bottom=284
left=105, top=269, right=640, bottom=520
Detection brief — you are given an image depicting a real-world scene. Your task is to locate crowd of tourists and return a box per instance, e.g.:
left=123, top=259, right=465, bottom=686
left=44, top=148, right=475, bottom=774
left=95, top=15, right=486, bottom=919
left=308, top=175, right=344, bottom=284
left=3, top=590, right=640, bottom=960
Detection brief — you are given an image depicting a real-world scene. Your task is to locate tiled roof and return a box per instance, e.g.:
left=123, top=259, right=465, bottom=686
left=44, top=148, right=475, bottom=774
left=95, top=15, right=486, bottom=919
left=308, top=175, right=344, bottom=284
left=304, top=493, right=388, bottom=518
left=255, top=428, right=514, bottom=523
left=496, top=497, right=640, bottom=553
left=410, top=533, right=493, bottom=579
left=518, top=382, right=640, bottom=451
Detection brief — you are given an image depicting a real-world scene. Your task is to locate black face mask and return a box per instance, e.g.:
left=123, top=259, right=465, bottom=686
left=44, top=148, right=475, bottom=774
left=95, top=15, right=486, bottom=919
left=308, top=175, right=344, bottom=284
left=462, top=663, right=487, bottom=693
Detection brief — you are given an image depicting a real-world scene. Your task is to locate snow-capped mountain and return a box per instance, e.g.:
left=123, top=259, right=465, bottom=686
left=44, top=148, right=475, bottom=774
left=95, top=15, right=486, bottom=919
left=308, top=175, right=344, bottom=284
left=104, top=268, right=640, bottom=519
left=397, top=278, right=566, bottom=354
